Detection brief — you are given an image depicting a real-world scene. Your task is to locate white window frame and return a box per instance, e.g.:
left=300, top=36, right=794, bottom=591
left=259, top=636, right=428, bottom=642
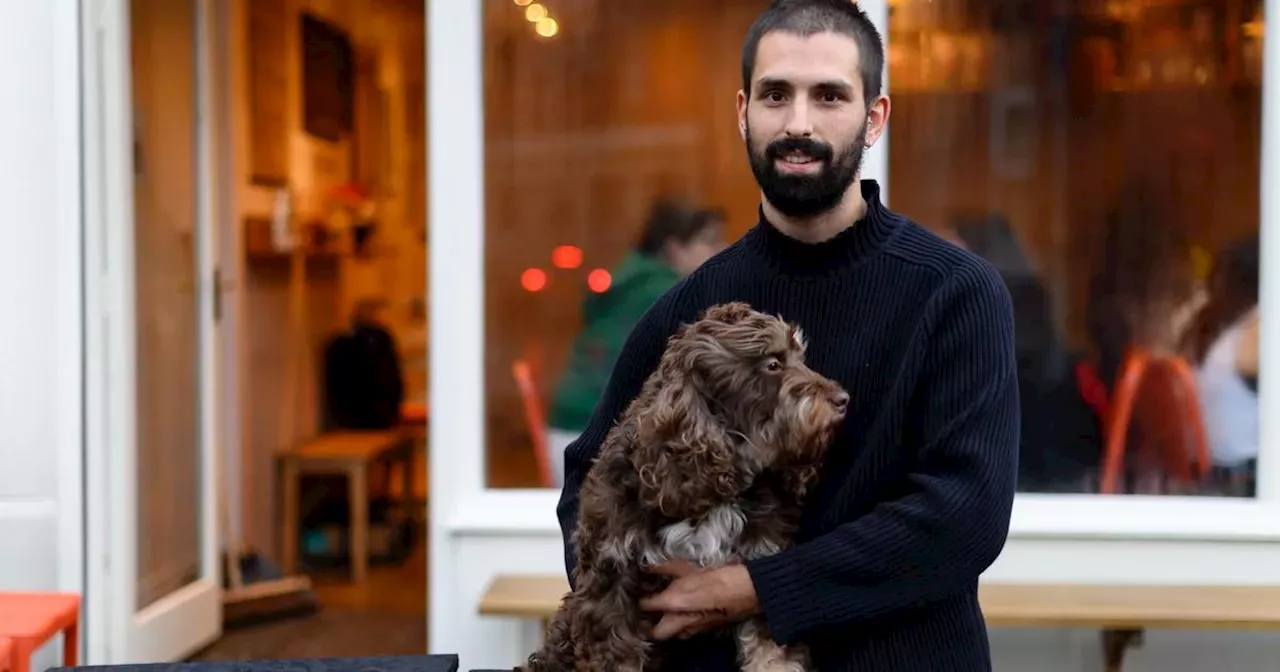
left=427, top=2, right=1280, bottom=635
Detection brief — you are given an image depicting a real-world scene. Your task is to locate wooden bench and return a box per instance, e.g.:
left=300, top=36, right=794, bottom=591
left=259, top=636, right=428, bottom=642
left=277, top=429, right=417, bottom=582
left=478, top=575, right=1280, bottom=672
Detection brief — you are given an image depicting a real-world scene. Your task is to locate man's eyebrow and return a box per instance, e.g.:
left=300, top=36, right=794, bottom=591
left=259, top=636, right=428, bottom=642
left=755, top=77, right=793, bottom=90
left=755, top=77, right=853, bottom=92
left=813, top=80, right=854, bottom=92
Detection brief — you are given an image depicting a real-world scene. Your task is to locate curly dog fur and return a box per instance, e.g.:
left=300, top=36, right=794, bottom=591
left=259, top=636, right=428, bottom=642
left=520, top=302, right=849, bottom=672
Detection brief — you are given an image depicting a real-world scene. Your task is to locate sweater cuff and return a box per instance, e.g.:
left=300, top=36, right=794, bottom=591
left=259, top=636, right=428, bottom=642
left=744, top=547, right=823, bottom=645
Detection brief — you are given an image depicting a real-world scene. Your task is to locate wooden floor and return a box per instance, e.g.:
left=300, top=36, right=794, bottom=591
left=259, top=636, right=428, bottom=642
left=194, top=530, right=429, bottom=660
left=193, top=432, right=542, bottom=661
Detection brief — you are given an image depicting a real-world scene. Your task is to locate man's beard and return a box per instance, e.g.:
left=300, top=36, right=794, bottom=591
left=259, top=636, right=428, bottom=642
left=745, top=119, right=866, bottom=219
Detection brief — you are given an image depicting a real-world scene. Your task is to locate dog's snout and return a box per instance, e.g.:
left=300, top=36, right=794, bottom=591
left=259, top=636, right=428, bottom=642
left=831, top=390, right=850, bottom=413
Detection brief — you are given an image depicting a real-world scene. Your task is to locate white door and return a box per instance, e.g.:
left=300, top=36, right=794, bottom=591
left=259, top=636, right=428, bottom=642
left=83, top=0, right=222, bottom=662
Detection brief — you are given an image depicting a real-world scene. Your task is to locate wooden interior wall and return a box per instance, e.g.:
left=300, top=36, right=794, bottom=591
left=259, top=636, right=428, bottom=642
left=481, top=0, right=1263, bottom=487
left=239, top=0, right=427, bottom=555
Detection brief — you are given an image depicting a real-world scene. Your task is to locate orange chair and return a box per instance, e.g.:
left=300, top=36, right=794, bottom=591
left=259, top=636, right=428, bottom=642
left=1100, top=348, right=1211, bottom=494
left=0, top=593, right=80, bottom=672
left=400, top=401, right=429, bottom=425
left=512, top=359, right=554, bottom=488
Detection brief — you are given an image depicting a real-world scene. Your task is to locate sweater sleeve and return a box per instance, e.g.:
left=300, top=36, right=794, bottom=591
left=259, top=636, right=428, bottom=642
left=555, top=284, right=691, bottom=588
left=744, top=263, right=1020, bottom=644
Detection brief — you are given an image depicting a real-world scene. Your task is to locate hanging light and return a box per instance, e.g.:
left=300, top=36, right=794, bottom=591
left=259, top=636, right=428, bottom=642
left=587, top=269, right=611, bottom=293
left=521, top=268, right=548, bottom=292
left=551, top=245, right=583, bottom=269
left=535, top=16, right=559, bottom=38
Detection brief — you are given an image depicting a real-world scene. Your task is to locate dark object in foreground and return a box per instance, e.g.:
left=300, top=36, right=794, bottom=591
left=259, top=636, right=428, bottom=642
left=51, top=655, right=459, bottom=672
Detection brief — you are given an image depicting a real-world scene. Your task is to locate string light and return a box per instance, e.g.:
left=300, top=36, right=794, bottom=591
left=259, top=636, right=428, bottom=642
left=512, top=1, right=559, bottom=40
left=535, top=17, right=559, bottom=38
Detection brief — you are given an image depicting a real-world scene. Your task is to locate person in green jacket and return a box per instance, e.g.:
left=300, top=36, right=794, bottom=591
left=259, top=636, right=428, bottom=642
left=546, top=201, right=725, bottom=486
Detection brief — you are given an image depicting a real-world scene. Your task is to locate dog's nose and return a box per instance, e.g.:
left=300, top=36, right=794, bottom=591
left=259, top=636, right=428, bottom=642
left=831, top=391, right=849, bottom=413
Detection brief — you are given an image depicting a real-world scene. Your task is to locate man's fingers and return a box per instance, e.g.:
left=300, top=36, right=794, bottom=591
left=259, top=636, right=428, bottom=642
left=639, top=588, right=687, bottom=612
left=651, top=612, right=703, bottom=641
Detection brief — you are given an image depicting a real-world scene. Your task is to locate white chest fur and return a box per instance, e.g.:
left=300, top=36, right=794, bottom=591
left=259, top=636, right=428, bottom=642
left=642, top=504, right=747, bottom=568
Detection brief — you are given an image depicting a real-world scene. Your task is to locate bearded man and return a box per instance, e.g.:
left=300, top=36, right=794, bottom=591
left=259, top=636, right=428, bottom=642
left=556, top=1, right=1020, bottom=669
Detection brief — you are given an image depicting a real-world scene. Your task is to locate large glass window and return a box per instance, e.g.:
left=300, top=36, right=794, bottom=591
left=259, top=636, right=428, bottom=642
left=888, top=0, right=1262, bottom=497
left=481, top=0, right=771, bottom=488
left=481, top=0, right=1264, bottom=499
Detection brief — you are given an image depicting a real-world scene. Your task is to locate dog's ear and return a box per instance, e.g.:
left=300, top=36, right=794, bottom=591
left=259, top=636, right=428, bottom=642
left=699, top=302, right=755, bottom=326
left=631, top=366, right=743, bottom=518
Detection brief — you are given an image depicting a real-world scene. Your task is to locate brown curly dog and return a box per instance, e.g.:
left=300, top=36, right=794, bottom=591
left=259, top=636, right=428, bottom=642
left=520, top=302, right=849, bottom=672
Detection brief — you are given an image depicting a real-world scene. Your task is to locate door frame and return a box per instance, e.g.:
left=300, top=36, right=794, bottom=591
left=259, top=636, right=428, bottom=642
left=81, top=0, right=234, bottom=663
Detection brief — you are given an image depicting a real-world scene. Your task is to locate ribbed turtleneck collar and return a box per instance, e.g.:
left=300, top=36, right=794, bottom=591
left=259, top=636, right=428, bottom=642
left=744, top=179, right=900, bottom=275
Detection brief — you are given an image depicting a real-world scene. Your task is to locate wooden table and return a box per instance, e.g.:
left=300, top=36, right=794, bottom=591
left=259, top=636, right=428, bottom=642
left=478, top=575, right=1280, bottom=671
left=278, top=430, right=417, bottom=582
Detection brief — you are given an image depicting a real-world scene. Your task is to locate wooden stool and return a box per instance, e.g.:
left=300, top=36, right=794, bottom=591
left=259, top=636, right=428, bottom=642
left=278, top=430, right=416, bottom=582
left=0, top=593, right=80, bottom=672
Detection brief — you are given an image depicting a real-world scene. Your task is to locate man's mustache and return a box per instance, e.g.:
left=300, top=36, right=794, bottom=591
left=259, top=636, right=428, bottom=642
left=764, top=137, right=834, bottom=164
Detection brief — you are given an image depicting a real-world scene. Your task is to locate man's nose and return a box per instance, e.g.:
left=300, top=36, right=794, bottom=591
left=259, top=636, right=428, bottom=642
left=784, top=100, right=814, bottom=137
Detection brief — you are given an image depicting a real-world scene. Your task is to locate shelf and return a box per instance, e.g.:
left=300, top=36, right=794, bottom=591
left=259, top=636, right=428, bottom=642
left=244, top=216, right=351, bottom=263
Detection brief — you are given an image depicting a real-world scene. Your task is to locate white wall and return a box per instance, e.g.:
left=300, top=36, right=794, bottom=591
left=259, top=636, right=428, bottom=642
left=0, top=0, right=84, bottom=669
left=445, top=530, right=1280, bottom=671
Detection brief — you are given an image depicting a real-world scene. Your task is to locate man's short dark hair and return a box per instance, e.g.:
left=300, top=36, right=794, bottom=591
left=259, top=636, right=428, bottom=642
left=741, top=0, right=884, bottom=107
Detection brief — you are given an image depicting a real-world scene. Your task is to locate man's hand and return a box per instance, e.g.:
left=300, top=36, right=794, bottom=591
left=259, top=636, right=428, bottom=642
left=639, top=559, right=761, bottom=641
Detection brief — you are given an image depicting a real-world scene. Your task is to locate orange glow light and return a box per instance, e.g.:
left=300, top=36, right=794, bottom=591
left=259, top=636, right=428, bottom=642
left=551, top=245, right=583, bottom=269
left=521, top=268, right=548, bottom=292
left=587, top=269, right=612, bottom=293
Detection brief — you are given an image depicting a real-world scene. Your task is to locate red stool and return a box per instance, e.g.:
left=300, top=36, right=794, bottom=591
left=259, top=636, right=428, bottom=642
left=0, top=593, right=80, bottom=672
left=0, top=638, right=12, bottom=672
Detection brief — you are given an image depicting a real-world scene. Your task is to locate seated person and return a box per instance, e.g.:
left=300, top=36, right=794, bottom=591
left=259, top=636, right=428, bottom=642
left=545, top=202, right=725, bottom=486
left=951, top=213, right=1102, bottom=492
left=1190, top=233, right=1259, bottom=480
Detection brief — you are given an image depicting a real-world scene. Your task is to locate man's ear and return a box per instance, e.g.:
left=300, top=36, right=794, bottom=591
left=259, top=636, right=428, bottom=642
left=736, top=89, right=748, bottom=140
left=864, top=94, right=891, bottom=148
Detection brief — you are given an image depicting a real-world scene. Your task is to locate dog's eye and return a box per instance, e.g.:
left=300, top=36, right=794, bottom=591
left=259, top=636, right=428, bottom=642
left=763, top=358, right=782, bottom=372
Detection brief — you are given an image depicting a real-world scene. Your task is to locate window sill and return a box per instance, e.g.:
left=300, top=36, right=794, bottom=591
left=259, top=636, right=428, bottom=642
left=442, top=489, right=1280, bottom=542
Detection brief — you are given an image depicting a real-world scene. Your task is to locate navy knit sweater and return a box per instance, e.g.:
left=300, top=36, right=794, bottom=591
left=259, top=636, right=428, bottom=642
left=556, top=180, right=1020, bottom=671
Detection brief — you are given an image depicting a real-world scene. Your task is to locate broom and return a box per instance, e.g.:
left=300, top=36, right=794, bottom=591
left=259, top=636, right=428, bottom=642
left=220, top=188, right=320, bottom=628
left=220, top=497, right=319, bottom=628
